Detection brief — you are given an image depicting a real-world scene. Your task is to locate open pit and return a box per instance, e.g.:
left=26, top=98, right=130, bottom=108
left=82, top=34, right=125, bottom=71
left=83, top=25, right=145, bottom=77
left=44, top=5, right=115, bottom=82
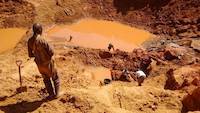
left=0, top=19, right=152, bottom=53
left=47, top=19, right=152, bottom=51
left=0, top=0, right=199, bottom=113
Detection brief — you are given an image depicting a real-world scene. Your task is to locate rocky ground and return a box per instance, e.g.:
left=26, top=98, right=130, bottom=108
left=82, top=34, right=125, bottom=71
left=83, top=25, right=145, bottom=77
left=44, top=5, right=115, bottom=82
left=0, top=0, right=199, bottom=39
left=0, top=0, right=200, bottom=113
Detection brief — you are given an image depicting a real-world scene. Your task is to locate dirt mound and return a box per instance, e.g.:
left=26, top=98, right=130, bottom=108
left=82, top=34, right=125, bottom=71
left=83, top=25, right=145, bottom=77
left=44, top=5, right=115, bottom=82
left=182, top=87, right=200, bottom=112
left=60, top=43, right=199, bottom=83
left=0, top=0, right=35, bottom=28
left=146, top=40, right=199, bottom=66
left=61, top=48, right=152, bottom=73
left=99, top=51, right=113, bottom=59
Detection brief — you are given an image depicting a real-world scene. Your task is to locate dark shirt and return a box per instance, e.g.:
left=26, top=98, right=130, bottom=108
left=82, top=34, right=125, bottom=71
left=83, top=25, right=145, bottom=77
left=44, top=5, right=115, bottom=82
left=28, top=35, right=54, bottom=65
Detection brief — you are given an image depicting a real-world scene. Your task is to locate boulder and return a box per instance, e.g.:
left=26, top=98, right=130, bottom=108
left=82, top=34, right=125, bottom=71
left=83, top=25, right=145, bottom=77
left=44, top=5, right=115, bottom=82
left=164, top=43, right=187, bottom=60
left=164, top=50, right=178, bottom=60
left=182, top=87, right=200, bottom=112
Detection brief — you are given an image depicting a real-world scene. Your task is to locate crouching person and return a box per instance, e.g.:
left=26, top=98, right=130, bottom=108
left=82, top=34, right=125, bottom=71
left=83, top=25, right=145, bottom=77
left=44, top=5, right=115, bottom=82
left=28, top=23, right=60, bottom=100
left=136, top=70, right=146, bottom=86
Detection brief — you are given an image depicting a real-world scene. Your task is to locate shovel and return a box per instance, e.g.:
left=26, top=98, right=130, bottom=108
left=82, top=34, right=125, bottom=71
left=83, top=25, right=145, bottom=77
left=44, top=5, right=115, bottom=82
left=16, top=60, right=27, bottom=93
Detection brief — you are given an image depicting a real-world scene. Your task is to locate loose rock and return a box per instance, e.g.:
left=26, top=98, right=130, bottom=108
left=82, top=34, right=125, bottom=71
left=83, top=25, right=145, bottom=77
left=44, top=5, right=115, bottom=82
left=182, top=87, right=200, bottom=112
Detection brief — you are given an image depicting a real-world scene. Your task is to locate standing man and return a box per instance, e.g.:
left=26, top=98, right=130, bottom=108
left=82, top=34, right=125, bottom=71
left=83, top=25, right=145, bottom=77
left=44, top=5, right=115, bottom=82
left=28, top=23, right=60, bottom=100
left=108, top=43, right=115, bottom=51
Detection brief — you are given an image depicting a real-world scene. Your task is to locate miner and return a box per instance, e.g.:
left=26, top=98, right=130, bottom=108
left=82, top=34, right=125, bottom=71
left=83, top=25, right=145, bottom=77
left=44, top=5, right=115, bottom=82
left=28, top=23, right=60, bottom=100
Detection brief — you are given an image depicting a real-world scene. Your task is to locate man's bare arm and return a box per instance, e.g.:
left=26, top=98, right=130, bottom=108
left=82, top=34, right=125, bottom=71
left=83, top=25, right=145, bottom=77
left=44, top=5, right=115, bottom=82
left=28, top=41, right=34, bottom=58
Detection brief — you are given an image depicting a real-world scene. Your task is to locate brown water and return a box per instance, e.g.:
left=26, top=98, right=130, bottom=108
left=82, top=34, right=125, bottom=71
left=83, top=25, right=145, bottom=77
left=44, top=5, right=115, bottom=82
left=48, top=19, right=152, bottom=51
left=0, top=28, right=26, bottom=53
left=0, top=19, right=152, bottom=53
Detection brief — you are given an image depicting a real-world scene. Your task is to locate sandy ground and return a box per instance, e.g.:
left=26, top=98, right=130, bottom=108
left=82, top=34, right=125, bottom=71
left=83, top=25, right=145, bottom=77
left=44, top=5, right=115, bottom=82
left=0, top=0, right=199, bottom=113
left=0, top=30, right=199, bottom=113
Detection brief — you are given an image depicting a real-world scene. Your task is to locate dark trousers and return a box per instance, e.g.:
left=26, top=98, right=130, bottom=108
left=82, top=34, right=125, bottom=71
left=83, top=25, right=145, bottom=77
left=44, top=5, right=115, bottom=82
left=43, top=71, right=60, bottom=96
left=138, top=76, right=145, bottom=86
